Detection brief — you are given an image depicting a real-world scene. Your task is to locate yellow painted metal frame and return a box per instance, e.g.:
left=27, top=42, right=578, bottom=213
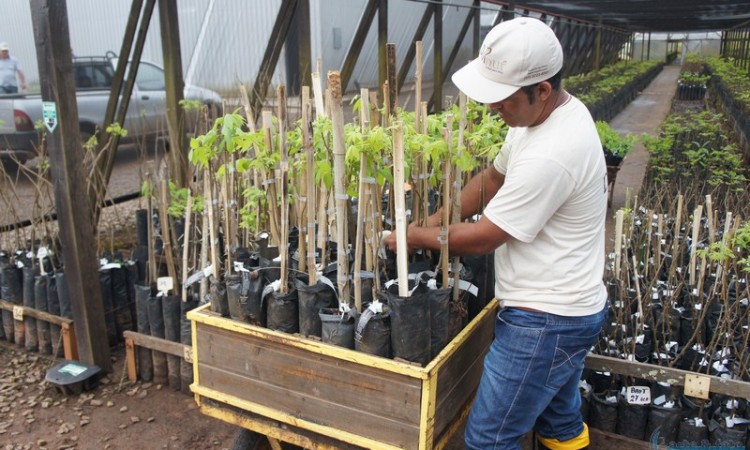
left=188, top=299, right=499, bottom=449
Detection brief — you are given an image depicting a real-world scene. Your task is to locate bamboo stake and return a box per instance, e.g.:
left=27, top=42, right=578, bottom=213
left=655, top=213, right=663, bottom=274
left=298, top=88, right=309, bottom=275
left=316, top=182, right=329, bottom=270
left=221, top=173, right=232, bottom=277
left=706, top=194, right=714, bottom=244
left=452, top=109, right=464, bottom=301
left=204, top=172, right=220, bottom=280
left=352, top=87, right=372, bottom=311
left=360, top=89, right=374, bottom=273
left=262, top=111, right=281, bottom=248
left=199, top=179, right=209, bottom=301
left=277, top=86, right=290, bottom=293
left=670, top=194, right=684, bottom=278
left=328, top=71, right=350, bottom=304
left=146, top=182, right=157, bottom=286
left=420, top=102, right=429, bottom=224
left=181, top=192, right=193, bottom=302
left=239, top=84, right=262, bottom=241
left=392, top=121, right=409, bottom=298
left=414, top=41, right=423, bottom=134
left=441, top=120, right=453, bottom=289
left=689, top=205, right=704, bottom=285
left=311, top=71, right=326, bottom=119
left=614, top=209, right=624, bottom=278
left=302, top=87, right=317, bottom=285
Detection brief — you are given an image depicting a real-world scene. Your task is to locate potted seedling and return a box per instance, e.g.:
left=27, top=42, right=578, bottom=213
left=596, top=120, right=637, bottom=167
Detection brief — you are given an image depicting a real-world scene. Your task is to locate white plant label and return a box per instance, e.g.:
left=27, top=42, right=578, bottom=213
left=626, top=386, right=651, bottom=405
left=13, top=306, right=24, bottom=321
left=157, top=277, right=174, bottom=295
left=42, top=101, right=58, bottom=133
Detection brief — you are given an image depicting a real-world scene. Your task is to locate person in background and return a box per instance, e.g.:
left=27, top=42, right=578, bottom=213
left=0, top=42, right=27, bottom=94
left=384, top=17, right=608, bottom=450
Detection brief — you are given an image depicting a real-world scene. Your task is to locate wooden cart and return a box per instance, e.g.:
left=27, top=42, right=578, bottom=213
left=187, top=299, right=498, bottom=450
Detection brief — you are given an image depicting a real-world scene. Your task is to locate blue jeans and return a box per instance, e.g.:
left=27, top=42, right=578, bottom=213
left=465, top=303, right=608, bottom=450
left=0, top=85, right=18, bottom=94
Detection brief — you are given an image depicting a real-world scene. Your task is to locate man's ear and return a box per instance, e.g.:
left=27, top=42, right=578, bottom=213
left=538, top=81, right=554, bottom=101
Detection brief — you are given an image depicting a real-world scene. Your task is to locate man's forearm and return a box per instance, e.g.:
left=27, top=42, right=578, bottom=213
left=424, top=166, right=504, bottom=226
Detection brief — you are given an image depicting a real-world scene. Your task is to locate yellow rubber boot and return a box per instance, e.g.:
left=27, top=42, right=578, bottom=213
left=536, top=423, right=589, bottom=450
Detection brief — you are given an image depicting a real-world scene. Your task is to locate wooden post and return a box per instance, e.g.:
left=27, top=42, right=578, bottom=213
left=30, top=0, right=111, bottom=372
left=158, top=0, right=188, bottom=188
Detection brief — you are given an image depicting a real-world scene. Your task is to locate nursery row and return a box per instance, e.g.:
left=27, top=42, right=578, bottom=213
left=564, top=59, right=664, bottom=121
left=586, top=86, right=750, bottom=446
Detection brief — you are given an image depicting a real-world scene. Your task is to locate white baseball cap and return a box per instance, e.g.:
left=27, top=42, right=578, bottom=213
left=0, top=42, right=9, bottom=51
left=451, top=17, right=563, bottom=104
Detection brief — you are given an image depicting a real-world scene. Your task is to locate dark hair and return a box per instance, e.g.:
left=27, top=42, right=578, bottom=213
left=521, top=70, right=563, bottom=104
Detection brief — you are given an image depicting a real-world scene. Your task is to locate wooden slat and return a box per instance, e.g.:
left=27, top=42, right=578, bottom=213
left=196, top=324, right=421, bottom=426
left=122, top=330, right=187, bottom=358
left=585, top=353, right=750, bottom=399
left=188, top=305, right=427, bottom=378
left=200, top=398, right=366, bottom=450
left=196, top=367, right=420, bottom=449
left=432, top=308, right=494, bottom=437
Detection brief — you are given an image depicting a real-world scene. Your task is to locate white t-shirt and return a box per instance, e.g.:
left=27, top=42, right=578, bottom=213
left=483, top=94, right=607, bottom=316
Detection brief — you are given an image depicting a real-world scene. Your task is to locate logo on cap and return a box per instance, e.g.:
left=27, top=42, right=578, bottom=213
left=480, top=46, right=506, bottom=74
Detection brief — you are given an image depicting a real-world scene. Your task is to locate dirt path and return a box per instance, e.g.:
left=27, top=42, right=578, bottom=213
left=0, top=344, right=238, bottom=450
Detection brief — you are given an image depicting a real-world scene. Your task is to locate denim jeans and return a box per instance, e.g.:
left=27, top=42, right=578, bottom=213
left=0, top=85, right=18, bottom=94
left=465, top=303, right=608, bottom=450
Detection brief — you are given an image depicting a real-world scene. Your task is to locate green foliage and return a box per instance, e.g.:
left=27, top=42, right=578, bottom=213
left=596, top=121, right=637, bottom=157
left=565, top=60, right=662, bottom=108
left=179, top=99, right=204, bottom=112
left=678, top=71, right=710, bottom=86
left=167, top=181, right=204, bottom=217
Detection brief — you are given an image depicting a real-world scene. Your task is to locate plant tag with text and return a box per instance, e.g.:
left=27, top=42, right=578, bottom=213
left=157, top=277, right=174, bottom=295
left=626, top=386, right=651, bottom=405
left=13, top=306, right=24, bottom=321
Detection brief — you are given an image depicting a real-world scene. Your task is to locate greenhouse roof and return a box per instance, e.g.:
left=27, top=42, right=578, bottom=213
left=499, top=0, right=750, bottom=32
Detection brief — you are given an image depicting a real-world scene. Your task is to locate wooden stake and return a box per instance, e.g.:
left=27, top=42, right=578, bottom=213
left=328, top=71, right=350, bottom=303
left=181, top=192, right=193, bottom=302
left=689, top=205, right=704, bottom=285
left=670, top=194, right=684, bottom=278
left=277, top=86, right=290, bottom=293
left=262, top=111, right=281, bottom=248
left=204, top=172, right=220, bottom=280
left=414, top=41, right=423, bottom=134
left=311, top=71, right=326, bottom=119
left=452, top=97, right=467, bottom=301
left=392, top=121, right=409, bottom=298
left=300, top=87, right=313, bottom=280
left=352, top=87, right=372, bottom=311
left=441, top=120, right=453, bottom=289
left=706, top=195, right=714, bottom=244
left=614, top=209, right=624, bottom=278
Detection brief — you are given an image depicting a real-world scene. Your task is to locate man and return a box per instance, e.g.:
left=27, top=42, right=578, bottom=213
left=0, top=42, right=27, bottom=94
left=385, top=17, right=608, bottom=450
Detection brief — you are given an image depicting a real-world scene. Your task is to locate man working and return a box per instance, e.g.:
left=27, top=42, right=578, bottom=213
left=0, top=42, right=27, bottom=94
left=385, top=17, right=608, bottom=450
